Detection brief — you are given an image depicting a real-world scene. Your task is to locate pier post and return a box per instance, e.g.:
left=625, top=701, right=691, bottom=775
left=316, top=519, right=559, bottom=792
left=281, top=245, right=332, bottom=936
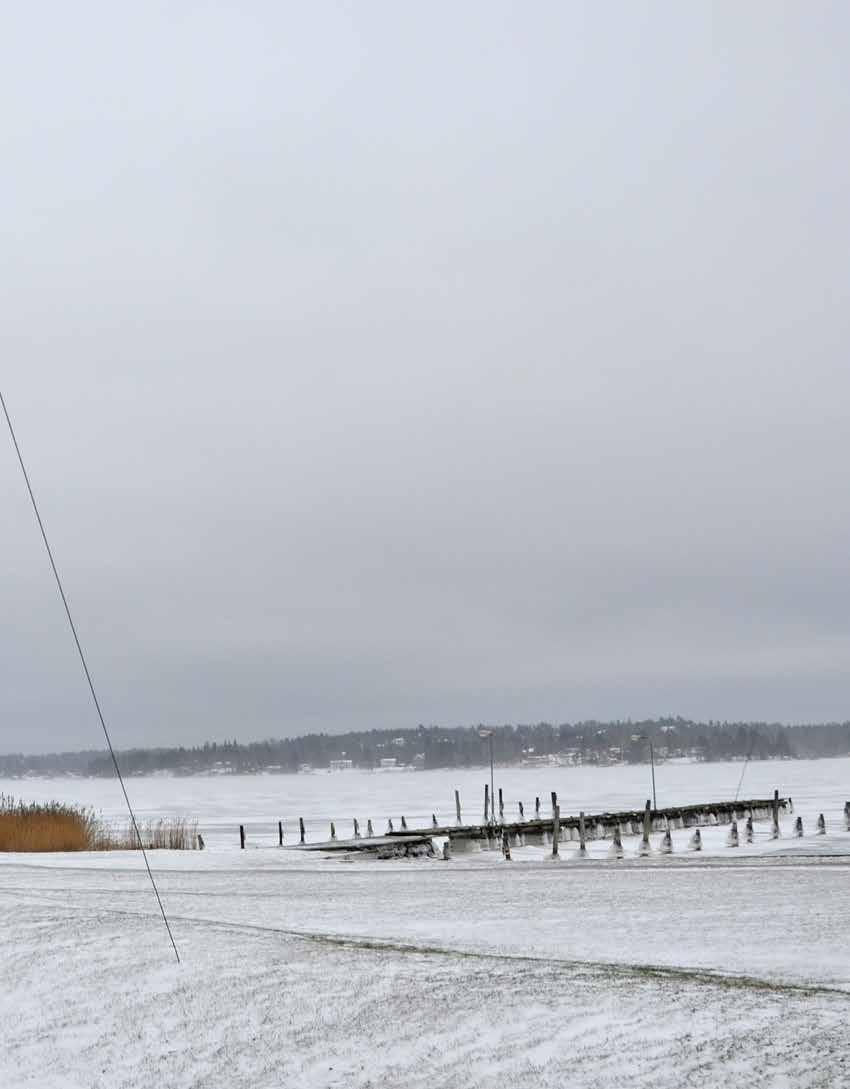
left=660, top=828, right=673, bottom=853
left=551, top=803, right=560, bottom=858
left=353, top=818, right=360, bottom=839
left=239, top=824, right=245, bottom=850
left=502, top=828, right=511, bottom=860
left=367, top=819, right=374, bottom=838
left=484, top=784, right=490, bottom=824
left=535, top=797, right=541, bottom=819
left=639, top=800, right=652, bottom=856
left=299, top=817, right=305, bottom=845
left=727, top=820, right=739, bottom=847
left=845, top=802, right=850, bottom=831
left=432, top=813, right=438, bottom=828
left=689, top=828, right=702, bottom=851
left=498, top=788, right=504, bottom=823
left=578, top=811, right=587, bottom=857
left=518, top=801, right=525, bottom=820
left=551, top=790, right=558, bottom=813
left=401, top=816, right=408, bottom=830
left=745, top=814, right=754, bottom=843
left=330, top=821, right=336, bottom=840
left=609, top=826, right=623, bottom=859
left=817, top=813, right=826, bottom=835
left=278, top=821, right=283, bottom=846
left=794, top=816, right=803, bottom=837
left=387, top=818, right=394, bottom=833
left=455, top=790, right=462, bottom=825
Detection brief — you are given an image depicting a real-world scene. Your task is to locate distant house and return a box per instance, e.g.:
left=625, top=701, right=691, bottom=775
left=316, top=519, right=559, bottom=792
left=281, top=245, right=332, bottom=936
left=329, top=758, right=354, bottom=771
left=379, top=757, right=397, bottom=769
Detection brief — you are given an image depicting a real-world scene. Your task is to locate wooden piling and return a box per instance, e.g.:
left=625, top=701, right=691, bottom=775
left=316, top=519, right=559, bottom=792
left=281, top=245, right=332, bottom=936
left=518, top=801, right=525, bottom=820
left=609, top=826, right=623, bottom=859
left=639, top=800, right=652, bottom=856
left=660, top=828, right=673, bottom=854
left=278, top=820, right=283, bottom=846
left=387, top=818, right=394, bottom=833
left=484, top=784, right=490, bottom=824
left=551, top=803, right=560, bottom=858
left=367, top=819, right=374, bottom=837
left=746, top=814, right=754, bottom=843
left=772, top=789, right=780, bottom=838
left=299, top=817, right=305, bottom=844
left=535, top=796, right=541, bottom=819
left=197, top=832, right=205, bottom=850
left=845, top=801, right=850, bottom=832
left=455, top=789, right=462, bottom=825
left=689, top=828, right=702, bottom=851
left=353, top=818, right=360, bottom=839
left=330, top=821, right=336, bottom=840
left=727, top=820, right=739, bottom=847
left=794, top=816, right=803, bottom=837
left=817, top=813, right=826, bottom=835
left=502, top=828, right=511, bottom=860
left=498, top=788, right=504, bottom=822
left=432, top=813, right=438, bottom=828
left=401, top=816, right=408, bottom=830
left=239, top=824, right=245, bottom=850
left=551, top=790, right=558, bottom=813
left=578, top=811, right=587, bottom=857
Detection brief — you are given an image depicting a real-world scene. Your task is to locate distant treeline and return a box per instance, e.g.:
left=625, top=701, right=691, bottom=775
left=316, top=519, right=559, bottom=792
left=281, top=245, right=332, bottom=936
left=2, top=718, right=850, bottom=778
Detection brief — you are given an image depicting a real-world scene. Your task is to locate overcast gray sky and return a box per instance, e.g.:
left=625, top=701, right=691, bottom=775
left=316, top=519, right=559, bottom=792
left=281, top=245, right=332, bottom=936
left=3, top=3, right=850, bottom=753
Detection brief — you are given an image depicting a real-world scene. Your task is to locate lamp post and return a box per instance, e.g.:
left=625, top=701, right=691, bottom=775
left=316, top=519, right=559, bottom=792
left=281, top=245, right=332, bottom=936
left=633, top=733, right=657, bottom=810
left=478, top=728, right=495, bottom=823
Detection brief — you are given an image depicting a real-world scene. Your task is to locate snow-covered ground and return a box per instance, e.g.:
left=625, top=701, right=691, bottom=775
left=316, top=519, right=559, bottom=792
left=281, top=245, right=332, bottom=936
left=2, top=758, right=849, bottom=1087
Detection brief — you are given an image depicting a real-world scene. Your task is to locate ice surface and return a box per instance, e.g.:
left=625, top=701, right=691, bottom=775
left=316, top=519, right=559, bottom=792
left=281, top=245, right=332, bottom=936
left=1, top=757, right=849, bottom=1087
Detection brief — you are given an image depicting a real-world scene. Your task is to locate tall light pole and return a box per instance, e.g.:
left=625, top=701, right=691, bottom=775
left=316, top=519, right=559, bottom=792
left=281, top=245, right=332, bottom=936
left=633, top=733, right=657, bottom=810
left=478, top=728, right=495, bottom=823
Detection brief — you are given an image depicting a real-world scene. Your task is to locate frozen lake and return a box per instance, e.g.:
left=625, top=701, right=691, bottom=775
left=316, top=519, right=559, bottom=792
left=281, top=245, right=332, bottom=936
left=3, top=754, right=848, bottom=848
left=2, top=756, right=849, bottom=1088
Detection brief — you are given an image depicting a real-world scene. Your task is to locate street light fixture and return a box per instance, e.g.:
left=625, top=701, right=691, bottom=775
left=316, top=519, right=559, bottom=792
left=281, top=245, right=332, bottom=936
left=478, top=728, right=496, bottom=824
left=633, top=733, right=657, bottom=810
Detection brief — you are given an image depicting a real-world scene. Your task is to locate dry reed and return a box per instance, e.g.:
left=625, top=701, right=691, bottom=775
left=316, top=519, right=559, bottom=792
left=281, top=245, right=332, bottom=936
left=0, top=794, right=199, bottom=852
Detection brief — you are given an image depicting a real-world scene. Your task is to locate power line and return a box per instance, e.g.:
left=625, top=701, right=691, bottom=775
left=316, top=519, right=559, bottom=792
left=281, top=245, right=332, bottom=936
left=1, top=390, right=180, bottom=964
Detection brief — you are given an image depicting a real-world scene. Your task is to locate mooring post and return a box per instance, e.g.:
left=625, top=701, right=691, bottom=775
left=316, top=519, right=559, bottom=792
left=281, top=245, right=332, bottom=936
left=579, top=810, right=587, bottom=857
left=387, top=818, right=394, bottom=833
left=502, top=827, right=511, bottom=860
left=330, top=821, right=336, bottom=840
left=689, top=828, right=702, bottom=851
left=239, top=824, right=245, bottom=850
left=299, top=817, right=305, bottom=844
left=609, top=825, right=623, bottom=858
left=353, top=818, right=360, bottom=839
left=551, top=790, right=558, bottom=814
left=794, top=816, right=803, bottom=837
left=455, top=789, right=462, bottom=825
left=518, top=801, right=525, bottom=820
left=745, top=814, right=754, bottom=843
left=401, top=816, right=408, bottom=830
left=817, top=813, right=826, bottom=835
left=432, top=813, right=438, bottom=828
left=639, top=800, right=651, bottom=856
left=660, top=828, right=673, bottom=853
left=551, top=803, right=560, bottom=858
left=727, top=820, right=739, bottom=847
left=535, top=796, right=541, bottom=819
left=484, top=783, right=490, bottom=824
left=442, top=839, right=451, bottom=861
left=278, top=820, right=283, bottom=846
left=772, top=789, right=780, bottom=839
left=498, top=788, right=504, bottom=823
left=197, top=832, right=205, bottom=850
left=367, top=819, right=374, bottom=837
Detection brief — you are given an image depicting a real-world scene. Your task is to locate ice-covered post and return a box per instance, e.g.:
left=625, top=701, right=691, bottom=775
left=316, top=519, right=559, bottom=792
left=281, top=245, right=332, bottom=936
left=609, top=825, right=623, bottom=858
left=660, top=828, right=673, bottom=853
left=197, top=832, right=205, bottom=850
left=772, top=790, right=780, bottom=839
left=484, top=784, right=490, bottom=824
left=401, top=816, right=408, bottom=831
left=299, top=817, right=305, bottom=845
left=353, top=818, right=360, bottom=839
left=639, top=799, right=652, bottom=856
left=727, top=820, right=739, bottom=847
left=551, top=803, right=560, bottom=858
left=330, top=821, right=336, bottom=840
left=535, top=796, right=541, bottom=819
left=551, top=790, right=558, bottom=813
left=366, top=819, right=374, bottom=837
left=817, top=813, right=826, bottom=835
left=518, top=801, right=525, bottom=820
left=278, top=821, right=283, bottom=846
left=502, top=828, right=511, bottom=860
left=239, top=824, right=245, bottom=850
left=387, top=818, right=394, bottom=833
left=689, top=828, right=702, bottom=851
left=432, top=813, right=438, bottom=828
left=498, top=788, right=504, bottom=823
left=578, top=811, right=587, bottom=857
left=455, top=789, right=462, bottom=825
left=745, top=814, right=754, bottom=843
left=794, top=816, right=803, bottom=837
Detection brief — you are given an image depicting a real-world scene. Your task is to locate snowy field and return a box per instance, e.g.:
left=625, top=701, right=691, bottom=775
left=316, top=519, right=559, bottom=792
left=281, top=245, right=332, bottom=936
left=2, top=758, right=849, bottom=1088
